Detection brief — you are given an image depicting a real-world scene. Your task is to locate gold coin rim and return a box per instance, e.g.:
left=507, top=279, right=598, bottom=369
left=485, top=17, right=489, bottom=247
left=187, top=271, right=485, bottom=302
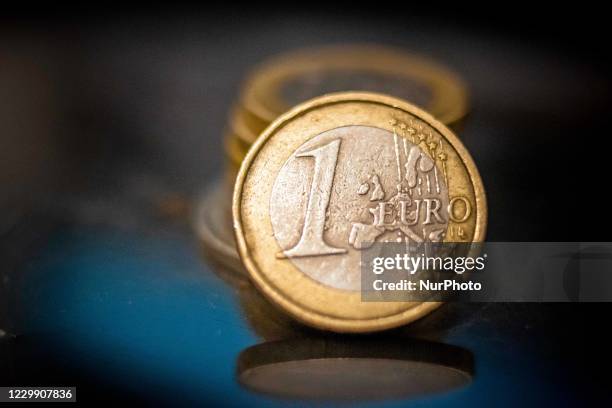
left=228, top=105, right=268, bottom=145
left=233, top=91, right=487, bottom=332
left=230, top=105, right=270, bottom=144
left=224, top=132, right=250, bottom=167
left=240, top=45, right=469, bottom=127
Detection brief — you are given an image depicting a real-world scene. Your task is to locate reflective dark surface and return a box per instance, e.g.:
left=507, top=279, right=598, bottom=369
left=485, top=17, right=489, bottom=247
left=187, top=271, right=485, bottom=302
left=2, top=219, right=608, bottom=405
left=1, top=6, right=611, bottom=405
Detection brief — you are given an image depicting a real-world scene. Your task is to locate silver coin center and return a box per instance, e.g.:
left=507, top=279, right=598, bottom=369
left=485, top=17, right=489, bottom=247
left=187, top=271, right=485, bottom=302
left=270, top=125, right=449, bottom=291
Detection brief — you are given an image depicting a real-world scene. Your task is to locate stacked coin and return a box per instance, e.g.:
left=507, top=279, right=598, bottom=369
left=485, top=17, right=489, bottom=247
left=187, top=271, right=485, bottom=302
left=223, top=45, right=469, bottom=169
left=198, top=46, right=470, bottom=274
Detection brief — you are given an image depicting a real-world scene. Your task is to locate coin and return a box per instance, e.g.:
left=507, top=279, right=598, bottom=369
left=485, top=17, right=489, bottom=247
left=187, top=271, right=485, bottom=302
left=239, top=45, right=468, bottom=145
left=224, top=132, right=250, bottom=168
left=233, top=92, right=486, bottom=333
left=195, top=175, right=244, bottom=274
left=230, top=105, right=268, bottom=145
left=237, top=337, right=473, bottom=400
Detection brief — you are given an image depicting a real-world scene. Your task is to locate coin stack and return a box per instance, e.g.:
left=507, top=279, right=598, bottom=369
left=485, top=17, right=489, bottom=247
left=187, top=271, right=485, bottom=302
left=197, top=45, right=470, bottom=272
left=223, top=45, right=469, bottom=170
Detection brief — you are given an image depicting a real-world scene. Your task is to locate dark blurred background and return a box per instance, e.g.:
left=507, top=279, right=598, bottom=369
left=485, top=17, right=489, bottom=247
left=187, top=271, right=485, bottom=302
left=1, top=4, right=610, bottom=405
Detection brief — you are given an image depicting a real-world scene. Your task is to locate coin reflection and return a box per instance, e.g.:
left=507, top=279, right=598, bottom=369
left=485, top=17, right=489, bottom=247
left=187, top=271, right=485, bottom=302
left=237, top=337, right=473, bottom=401
left=196, top=214, right=475, bottom=401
